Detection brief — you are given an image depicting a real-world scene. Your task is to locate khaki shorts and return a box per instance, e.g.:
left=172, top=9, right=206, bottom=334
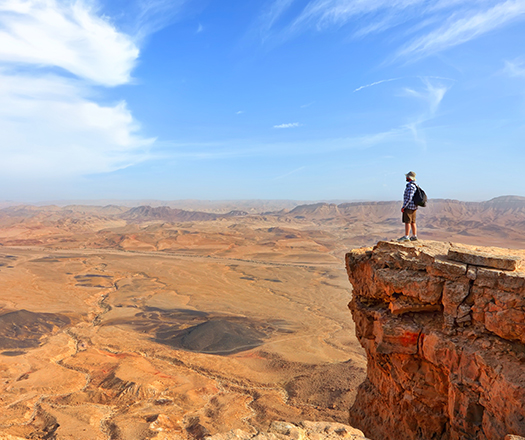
left=402, top=209, right=417, bottom=224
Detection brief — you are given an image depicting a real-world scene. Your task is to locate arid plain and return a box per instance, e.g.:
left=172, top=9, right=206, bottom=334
left=1, top=197, right=525, bottom=439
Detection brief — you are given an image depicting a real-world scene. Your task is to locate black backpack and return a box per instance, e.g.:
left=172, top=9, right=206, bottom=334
left=413, top=184, right=427, bottom=207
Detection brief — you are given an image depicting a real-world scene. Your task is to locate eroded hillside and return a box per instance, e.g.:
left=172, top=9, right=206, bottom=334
left=2, top=199, right=525, bottom=439
left=0, top=205, right=366, bottom=439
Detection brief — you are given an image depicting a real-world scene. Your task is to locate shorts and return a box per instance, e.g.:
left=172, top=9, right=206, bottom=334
left=402, top=209, right=417, bottom=224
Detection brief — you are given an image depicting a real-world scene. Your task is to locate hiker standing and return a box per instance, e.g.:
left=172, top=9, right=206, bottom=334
left=398, top=171, right=418, bottom=242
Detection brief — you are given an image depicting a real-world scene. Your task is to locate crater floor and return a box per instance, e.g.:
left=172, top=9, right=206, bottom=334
left=0, top=219, right=366, bottom=439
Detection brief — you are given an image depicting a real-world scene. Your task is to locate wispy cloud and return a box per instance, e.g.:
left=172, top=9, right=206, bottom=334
left=116, top=0, right=191, bottom=42
left=257, top=0, right=296, bottom=42
left=504, top=58, right=525, bottom=77
left=257, top=0, right=525, bottom=61
left=273, top=166, right=306, bottom=180
left=402, top=78, right=449, bottom=114
left=273, top=122, right=302, bottom=128
left=400, top=77, right=451, bottom=150
left=354, top=78, right=401, bottom=92
left=0, top=0, right=156, bottom=179
left=396, top=0, right=525, bottom=60
left=290, top=0, right=416, bottom=32
left=257, top=0, right=425, bottom=43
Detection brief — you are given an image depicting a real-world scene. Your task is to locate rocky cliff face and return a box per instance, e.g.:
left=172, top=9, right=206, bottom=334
left=345, top=241, right=525, bottom=440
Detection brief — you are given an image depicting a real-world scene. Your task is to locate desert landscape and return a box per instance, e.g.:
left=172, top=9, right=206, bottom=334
left=1, top=196, right=525, bottom=439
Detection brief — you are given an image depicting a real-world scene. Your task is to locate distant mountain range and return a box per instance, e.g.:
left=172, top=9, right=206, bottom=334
left=1, top=196, right=525, bottom=250
left=1, top=195, right=525, bottom=240
left=2, top=196, right=525, bottom=224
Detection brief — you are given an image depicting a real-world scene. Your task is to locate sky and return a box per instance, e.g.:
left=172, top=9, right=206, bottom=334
left=1, top=0, right=525, bottom=203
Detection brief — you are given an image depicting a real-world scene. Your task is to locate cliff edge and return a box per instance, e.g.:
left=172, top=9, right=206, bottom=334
left=345, top=240, right=525, bottom=440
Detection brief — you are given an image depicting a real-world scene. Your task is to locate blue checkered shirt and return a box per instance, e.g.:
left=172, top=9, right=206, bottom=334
left=403, top=181, right=418, bottom=210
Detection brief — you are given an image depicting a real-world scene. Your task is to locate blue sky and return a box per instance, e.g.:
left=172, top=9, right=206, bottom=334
left=1, top=0, right=525, bottom=203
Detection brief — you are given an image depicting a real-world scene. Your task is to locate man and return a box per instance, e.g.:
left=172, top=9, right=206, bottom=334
left=398, top=171, right=418, bottom=242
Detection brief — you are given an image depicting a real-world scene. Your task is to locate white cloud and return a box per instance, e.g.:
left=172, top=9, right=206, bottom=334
left=258, top=0, right=296, bottom=41
left=139, top=0, right=191, bottom=37
left=397, top=0, right=525, bottom=59
left=291, top=0, right=416, bottom=31
left=0, top=0, right=156, bottom=179
left=0, top=71, right=154, bottom=177
left=402, top=78, right=449, bottom=114
left=354, top=78, right=401, bottom=92
left=0, top=0, right=138, bottom=86
left=258, top=0, right=525, bottom=61
left=504, top=58, right=525, bottom=77
left=400, top=78, right=451, bottom=150
left=273, top=122, right=302, bottom=128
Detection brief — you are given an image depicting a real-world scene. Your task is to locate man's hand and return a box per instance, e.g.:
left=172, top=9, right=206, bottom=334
left=401, top=208, right=405, bottom=213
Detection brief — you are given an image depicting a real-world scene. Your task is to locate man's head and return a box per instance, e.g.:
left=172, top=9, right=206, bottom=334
left=405, top=171, right=416, bottom=181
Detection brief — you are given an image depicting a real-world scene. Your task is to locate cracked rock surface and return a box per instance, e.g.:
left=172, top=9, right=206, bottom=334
left=346, top=240, right=525, bottom=440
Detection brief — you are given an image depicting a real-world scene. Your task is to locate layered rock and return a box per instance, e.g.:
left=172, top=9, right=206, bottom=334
left=345, top=241, right=525, bottom=440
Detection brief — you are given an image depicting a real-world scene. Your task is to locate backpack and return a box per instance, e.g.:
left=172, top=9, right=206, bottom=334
left=413, top=184, right=427, bottom=207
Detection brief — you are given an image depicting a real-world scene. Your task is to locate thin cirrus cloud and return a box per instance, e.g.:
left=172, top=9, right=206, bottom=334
left=504, top=58, right=525, bottom=77
left=0, top=0, right=159, bottom=179
left=396, top=0, right=525, bottom=60
left=273, top=122, right=302, bottom=129
left=258, top=0, right=525, bottom=60
left=400, top=78, right=451, bottom=150
left=353, top=78, right=401, bottom=92
left=353, top=76, right=451, bottom=151
left=401, top=78, right=450, bottom=115
left=128, top=0, right=191, bottom=42
left=256, top=0, right=296, bottom=41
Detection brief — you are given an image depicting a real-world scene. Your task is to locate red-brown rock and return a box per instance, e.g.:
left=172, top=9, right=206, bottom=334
left=346, top=240, right=525, bottom=440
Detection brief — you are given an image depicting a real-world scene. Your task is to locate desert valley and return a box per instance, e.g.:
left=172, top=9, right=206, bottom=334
left=1, top=196, right=525, bottom=439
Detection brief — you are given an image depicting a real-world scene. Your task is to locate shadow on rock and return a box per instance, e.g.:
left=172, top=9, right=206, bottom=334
left=0, top=309, right=70, bottom=350
left=155, top=319, right=268, bottom=355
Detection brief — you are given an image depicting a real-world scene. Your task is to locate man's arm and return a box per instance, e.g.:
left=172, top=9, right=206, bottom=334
left=402, top=183, right=416, bottom=211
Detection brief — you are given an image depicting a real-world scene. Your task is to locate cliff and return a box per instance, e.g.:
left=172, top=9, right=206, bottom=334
left=345, top=241, right=525, bottom=440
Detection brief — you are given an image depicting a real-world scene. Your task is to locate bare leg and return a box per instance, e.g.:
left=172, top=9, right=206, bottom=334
left=411, top=223, right=417, bottom=237
left=405, top=223, right=410, bottom=236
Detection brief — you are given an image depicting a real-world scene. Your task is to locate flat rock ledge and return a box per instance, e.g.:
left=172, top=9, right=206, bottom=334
left=346, top=240, right=525, bottom=440
left=448, top=248, right=521, bottom=271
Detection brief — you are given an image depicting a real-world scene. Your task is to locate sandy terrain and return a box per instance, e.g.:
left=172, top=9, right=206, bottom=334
left=0, top=197, right=524, bottom=439
left=0, top=212, right=366, bottom=439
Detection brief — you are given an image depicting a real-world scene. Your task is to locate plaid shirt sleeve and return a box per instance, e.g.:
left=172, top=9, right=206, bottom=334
left=403, top=182, right=416, bottom=209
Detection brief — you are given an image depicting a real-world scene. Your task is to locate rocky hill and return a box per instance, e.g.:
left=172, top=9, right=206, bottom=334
left=121, top=205, right=221, bottom=222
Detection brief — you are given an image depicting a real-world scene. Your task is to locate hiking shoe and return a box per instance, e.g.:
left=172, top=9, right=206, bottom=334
left=397, top=236, right=410, bottom=242
left=410, top=236, right=418, bottom=241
